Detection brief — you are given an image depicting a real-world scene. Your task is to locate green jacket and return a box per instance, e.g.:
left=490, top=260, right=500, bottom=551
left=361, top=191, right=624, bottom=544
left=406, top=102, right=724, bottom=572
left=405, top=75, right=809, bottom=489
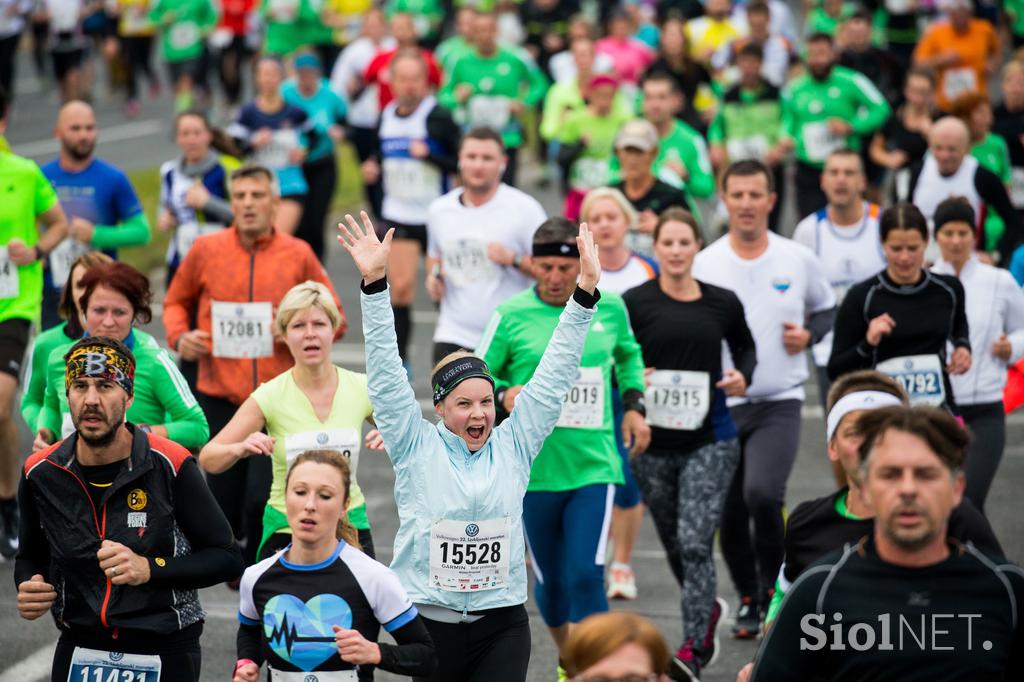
left=149, top=0, right=218, bottom=62
left=708, top=80, right=784, bottom=164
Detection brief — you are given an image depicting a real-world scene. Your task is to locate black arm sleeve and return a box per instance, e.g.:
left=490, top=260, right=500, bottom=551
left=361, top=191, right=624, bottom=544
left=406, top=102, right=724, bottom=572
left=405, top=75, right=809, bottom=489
left=14, top=472, right=51, bottom=587
left=807, top=306, right=837, bottom=345
left=976, top=167, right=1022, bottom=266
left=425, top=107, right=461, bottom=175
left=948, top=499, right=1003, bottom=558
left=948, top=276, right=971, bottom=350
left=750, top=573, right=826, bottom=681
left=376, top=616, right=437, bottom=677
left=236, top=622, right=264, bottom=665
left=827, top=284, right=874, bottom=380
left=146, top=458, right=244, bottom=589
left=725, top=296, right=758, bottom=387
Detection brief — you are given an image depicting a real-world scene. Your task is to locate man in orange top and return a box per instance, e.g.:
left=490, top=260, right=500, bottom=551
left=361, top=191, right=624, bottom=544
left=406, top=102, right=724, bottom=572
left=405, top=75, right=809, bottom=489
left=913, top=0, right=1000, bottom=112
left=163, top=164, right=345, bottom=565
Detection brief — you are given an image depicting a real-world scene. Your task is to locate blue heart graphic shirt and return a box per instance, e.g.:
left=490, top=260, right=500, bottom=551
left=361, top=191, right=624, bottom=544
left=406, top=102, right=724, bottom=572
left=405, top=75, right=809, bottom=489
left=237, top=540, right=422, bottom=677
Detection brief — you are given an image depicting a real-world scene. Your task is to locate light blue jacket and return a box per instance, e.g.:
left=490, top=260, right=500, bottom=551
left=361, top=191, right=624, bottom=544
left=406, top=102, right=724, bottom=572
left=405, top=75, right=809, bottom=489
left=362, top=285, right=594, bottom=613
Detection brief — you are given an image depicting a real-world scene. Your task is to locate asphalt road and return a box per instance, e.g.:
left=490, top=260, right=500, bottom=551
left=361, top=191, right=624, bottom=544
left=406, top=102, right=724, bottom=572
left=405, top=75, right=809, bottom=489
left=2, top=59, right=1023, bottom=682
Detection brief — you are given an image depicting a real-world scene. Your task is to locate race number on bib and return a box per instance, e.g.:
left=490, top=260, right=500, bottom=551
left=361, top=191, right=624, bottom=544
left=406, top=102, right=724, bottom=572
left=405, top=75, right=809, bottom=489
left=467, top=96, right=511, bottom=130
left=211, top=301, right=273, bottom=359
left=802, top=122, right=844, bottom=163
left=429, top=518, right=510, bottom=592
left=556, top=366, right=604, bottom=429
left=443, top=239, right=498, bottom=287
left=644, top=370, right=710, bottom=431
left=49, top=238, right=90, bottom=288
left=943, top=68, right=978, bottom=103
left=168, top=21, right=200, bottom=50
left=68, top=647, right=161, bottom=682
left=0, top=247, right=18, bottom=299
left=570, top=158, right=610, bottom=191
left=284, top=429, right=360, bottom=471
left=270, top=669, right=357, bottom=682
left=175, top=222, right=221, bottom=259
left=267, top=0, right=300, bottom=20
left=876, top=354, right=945, bottom=406
left=252, top=129, right=300, bottom=169
left=727, top=135, right=770, bottom=162
left=382, top=157, right=442, bottom=203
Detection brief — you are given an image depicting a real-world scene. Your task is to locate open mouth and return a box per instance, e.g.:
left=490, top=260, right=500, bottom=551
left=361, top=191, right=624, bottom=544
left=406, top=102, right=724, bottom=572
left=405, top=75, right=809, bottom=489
left=466, top=426, right=485, bottom=440
left=303, top=344, right=320, bottom=352
left=298, top=518, right=317, bottom=530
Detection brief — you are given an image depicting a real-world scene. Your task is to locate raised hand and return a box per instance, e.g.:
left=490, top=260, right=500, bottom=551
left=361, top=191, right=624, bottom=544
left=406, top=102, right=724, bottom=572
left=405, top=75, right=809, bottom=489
left=576, top=222, right=601, bottom=295
left=338, top=211, right=393, bottom=283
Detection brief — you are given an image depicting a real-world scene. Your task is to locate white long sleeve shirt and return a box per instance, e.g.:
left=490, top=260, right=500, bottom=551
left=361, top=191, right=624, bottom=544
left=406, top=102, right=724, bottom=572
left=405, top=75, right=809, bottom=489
left=932, top=256, right=1024, bottom=405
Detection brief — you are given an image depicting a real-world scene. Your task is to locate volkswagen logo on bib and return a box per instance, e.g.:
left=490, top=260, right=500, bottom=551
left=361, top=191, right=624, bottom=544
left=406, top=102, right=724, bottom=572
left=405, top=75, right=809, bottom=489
left=465, top=523, right=480, bottom=537
left=304, top=676, right=319, bottom=682
left=671, top=373, right=682, bottom=385
left=904, top=359, right=914, bottom=370
left=316, top=432, right=329, bottom=445
left=109, top=652, right=124, bottom=662
left=235, top=305, right=244, bottom=316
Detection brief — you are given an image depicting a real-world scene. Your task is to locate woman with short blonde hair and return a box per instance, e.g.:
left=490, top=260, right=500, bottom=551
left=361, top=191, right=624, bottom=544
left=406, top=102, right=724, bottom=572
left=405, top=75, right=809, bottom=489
left=200, top=281, right=378, bottom=560
left=563, top=612, right=671, bottom=680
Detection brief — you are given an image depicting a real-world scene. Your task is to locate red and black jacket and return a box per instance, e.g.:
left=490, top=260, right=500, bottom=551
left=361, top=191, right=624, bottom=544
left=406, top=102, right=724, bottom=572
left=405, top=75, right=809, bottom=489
left=15, top=425, right=242, bottom=636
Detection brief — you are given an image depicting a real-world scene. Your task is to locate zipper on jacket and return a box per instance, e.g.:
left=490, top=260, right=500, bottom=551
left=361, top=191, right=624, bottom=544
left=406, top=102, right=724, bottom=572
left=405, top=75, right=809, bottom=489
left=98, top=505, right=112, bottom=628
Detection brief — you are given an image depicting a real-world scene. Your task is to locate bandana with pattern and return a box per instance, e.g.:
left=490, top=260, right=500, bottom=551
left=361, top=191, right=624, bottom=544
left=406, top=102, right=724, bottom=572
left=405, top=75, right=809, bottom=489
left=65, top=343, right=136, bottom=396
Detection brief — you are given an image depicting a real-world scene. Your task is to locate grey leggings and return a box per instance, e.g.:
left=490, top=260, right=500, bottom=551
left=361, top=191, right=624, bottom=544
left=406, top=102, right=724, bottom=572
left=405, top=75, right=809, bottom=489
left=959, top=401, right=1006, bottom=514
left=631, top=439, right=740, bottom=645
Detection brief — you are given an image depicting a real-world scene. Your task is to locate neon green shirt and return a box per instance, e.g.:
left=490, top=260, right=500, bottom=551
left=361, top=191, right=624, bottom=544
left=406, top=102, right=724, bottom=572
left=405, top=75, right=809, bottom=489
left=972, top=132, right=1013, bottom=251
left=438, top=46, right=549, bottom=149
left=781, top=65, right=891, bottom=168
left=479, top=287, right=646, bottom=492
left=560, top=108, right=634, bottom=192
left=0, top=150, right=59, bottom=324
left=149, top=0, right=218, bottom=63
left=39, top=329, right=209, bottom=448
left=259, top=0, right=320, bottom=56
left=252, top=366, right=374, bottom=530
left=539, top=79, right=633, bottom=142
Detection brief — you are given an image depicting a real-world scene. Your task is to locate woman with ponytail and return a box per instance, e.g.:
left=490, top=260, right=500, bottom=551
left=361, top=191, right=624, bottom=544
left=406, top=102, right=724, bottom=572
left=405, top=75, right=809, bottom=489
left=233, top=450, right=436, bottom=682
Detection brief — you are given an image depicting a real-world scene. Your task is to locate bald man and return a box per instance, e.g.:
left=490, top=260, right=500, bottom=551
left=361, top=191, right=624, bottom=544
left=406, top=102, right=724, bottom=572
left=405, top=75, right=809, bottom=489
left=0, top=85, right=68, bottom=559
left=896, top=116, right=1021, bottom=266
left=39, top=101, right=150, bottom=329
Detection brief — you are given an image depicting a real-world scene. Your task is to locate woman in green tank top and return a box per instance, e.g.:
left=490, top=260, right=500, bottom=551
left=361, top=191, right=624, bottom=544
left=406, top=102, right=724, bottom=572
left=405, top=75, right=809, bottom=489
left=199, top=281, right=378, bottom=560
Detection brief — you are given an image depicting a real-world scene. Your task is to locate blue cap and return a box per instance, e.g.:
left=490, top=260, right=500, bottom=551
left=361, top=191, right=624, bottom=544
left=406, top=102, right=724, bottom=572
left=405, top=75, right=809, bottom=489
left=295, top=53, right=321, bottom=70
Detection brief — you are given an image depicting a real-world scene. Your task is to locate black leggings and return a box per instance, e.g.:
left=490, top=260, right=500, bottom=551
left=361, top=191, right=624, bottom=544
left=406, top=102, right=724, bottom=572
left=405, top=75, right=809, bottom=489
left=795, top=162, right=828, bottom=220
left=415, top=604, right=531, bottom=682
left=0, top=33, right=19, bottom=100
left=120, top=35, right=157, bottom=100
left=216, top=34, right=250, bottom=105
left=959, top=401, right=1006, bottom=514
left=295, top=154, right=337, bottom=262
left=348, top=125, right=384, bottom=218
left=51, top=633, right=201, bottom=682
left=199, top=391, right=272, bottom=566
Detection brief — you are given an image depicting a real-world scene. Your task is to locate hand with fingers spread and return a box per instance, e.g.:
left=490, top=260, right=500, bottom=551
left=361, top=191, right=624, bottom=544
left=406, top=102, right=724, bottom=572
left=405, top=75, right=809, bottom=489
left=576, top=222, right=601, bottom=294
left=338, top=211, right=393, bottom=284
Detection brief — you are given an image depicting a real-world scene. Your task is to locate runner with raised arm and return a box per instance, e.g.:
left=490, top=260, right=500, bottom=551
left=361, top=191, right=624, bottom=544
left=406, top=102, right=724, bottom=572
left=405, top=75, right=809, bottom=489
left=337, top=211, right=603, bottom=682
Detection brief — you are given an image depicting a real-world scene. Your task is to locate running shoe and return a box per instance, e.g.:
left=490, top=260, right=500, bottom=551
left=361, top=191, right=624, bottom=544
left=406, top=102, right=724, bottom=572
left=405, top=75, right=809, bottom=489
left=669, top=640, right=701, bottom=681
left=731, top=595, right=761, bottom=639
left=699, top=597, right=729, bottom=669
left=606, top=562, right=638, bottom=600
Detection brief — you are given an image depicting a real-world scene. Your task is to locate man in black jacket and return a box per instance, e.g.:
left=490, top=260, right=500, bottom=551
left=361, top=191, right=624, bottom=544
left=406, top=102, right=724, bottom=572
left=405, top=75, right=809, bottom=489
left=15, top=337, right=242, bottom=681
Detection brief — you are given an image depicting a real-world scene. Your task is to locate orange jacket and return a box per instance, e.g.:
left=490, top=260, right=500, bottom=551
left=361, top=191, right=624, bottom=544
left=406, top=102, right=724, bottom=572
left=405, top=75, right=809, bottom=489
left=163, top=227, right=346, bottom=406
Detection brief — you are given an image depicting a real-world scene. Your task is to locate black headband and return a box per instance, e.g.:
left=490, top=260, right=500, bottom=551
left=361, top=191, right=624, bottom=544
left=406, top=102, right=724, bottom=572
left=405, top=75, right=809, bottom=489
left=532, top=241, right=580, bottom=258
left=934, top=201, right=976, bottom=232
left=432, top=356, right=495, bottom=405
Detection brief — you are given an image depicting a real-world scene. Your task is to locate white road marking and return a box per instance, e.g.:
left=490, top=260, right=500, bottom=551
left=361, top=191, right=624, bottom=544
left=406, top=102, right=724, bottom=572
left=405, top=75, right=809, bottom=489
left=0, top=642, right=57, bottom=682
left=13, top=120, right=165, bottom=159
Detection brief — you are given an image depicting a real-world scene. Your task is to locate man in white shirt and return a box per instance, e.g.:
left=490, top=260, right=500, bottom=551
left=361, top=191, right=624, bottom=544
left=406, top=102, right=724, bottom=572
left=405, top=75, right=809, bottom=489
left=426, top=127, right=546, bottom=363
left=793, top=149, right=886, bottom=412
left=692, top=159, right=835, bottom=640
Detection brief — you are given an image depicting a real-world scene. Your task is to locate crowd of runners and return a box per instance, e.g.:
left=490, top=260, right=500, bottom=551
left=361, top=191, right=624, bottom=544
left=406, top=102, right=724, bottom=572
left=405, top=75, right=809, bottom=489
left=2, top=0, right=1024, bottom=679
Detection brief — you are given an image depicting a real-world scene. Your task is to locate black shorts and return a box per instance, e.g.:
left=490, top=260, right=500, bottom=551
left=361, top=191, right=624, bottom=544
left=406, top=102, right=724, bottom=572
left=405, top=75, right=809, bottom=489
left=379, top=220, right=427, bottom=251
left=51, top=46, right=85, bottom=80
left=0, top=318, right=31, bottom=380
left=167, top=57, right=202, bottom=83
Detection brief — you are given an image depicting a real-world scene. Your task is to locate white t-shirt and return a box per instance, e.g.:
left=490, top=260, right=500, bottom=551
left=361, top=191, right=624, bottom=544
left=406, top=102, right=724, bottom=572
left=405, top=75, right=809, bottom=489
left=601, top=254, right=657, bottom=296
left=792, top=202, right=886, bottom=366
left=427, top=184, right=545, bottom=348
left=330, top=36, right=397, bottom=129
left=692, top=231, right=836, bottom=404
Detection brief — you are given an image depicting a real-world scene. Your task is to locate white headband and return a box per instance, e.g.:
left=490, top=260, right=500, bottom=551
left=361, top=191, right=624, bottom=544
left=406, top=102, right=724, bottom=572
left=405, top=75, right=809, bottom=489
left=825, top=391, right=904, bottom=442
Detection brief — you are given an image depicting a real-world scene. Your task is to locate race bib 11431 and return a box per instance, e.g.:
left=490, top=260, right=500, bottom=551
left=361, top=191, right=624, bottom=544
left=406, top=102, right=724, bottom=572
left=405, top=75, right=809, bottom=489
left=68, top=647, right=161, bottom=682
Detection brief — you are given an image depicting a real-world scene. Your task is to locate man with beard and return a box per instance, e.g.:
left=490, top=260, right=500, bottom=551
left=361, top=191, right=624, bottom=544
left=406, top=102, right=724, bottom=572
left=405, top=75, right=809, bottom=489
left=15, top=337, right=242, bottom=681
left=40, top=101, right=151, bottom=330
left=0, top=86, right=69, bottom=560
left=778, top=32, right=890, bottom=218
left=746, top=405, right=1024, bottom=681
